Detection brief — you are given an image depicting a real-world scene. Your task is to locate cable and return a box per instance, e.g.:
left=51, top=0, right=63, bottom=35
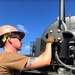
left=55, top=50, right=75, bottom=70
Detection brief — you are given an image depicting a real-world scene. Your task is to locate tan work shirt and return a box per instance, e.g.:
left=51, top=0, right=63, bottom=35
left=0, top=51, right=29, bottom=75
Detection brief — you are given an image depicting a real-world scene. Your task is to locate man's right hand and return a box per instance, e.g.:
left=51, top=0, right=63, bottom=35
left=46, top=36, right=54, bottom=44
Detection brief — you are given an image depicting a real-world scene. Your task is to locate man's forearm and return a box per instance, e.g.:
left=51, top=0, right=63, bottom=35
left=39, top=43, right=52, bottom=64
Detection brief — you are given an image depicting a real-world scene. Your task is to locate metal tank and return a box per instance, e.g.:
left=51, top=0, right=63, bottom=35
left=22, top=16, right=75, bottom=75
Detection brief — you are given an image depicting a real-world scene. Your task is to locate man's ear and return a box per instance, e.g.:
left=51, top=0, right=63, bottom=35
left=7, top=37, right=12, bottom=44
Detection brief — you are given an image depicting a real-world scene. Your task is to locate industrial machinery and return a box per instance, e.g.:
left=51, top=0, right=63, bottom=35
left=22, top=0, right=75, bottom=75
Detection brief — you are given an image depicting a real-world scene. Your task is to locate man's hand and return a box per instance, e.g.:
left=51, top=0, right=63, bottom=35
left=46, top=36, right=54, bottom=44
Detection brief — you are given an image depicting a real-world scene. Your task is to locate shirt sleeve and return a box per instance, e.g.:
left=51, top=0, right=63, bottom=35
left=2, top=52, right=29, bottom=71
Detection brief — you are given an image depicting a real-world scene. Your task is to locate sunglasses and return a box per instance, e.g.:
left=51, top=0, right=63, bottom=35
left=9, top=34, right=22, bottom=41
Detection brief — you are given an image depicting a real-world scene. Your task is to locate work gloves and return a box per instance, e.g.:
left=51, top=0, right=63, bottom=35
left=46, top=36, right=54, bottom=44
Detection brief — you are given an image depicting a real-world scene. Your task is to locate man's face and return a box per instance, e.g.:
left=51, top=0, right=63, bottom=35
left=9, top=33, right=23, bottom=51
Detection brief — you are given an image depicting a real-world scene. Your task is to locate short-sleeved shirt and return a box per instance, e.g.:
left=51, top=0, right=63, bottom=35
left=0, top=51, right=29, bottom=75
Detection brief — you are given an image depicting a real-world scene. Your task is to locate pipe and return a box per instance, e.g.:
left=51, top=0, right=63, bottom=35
left=58, top=0, right=66, bottom=30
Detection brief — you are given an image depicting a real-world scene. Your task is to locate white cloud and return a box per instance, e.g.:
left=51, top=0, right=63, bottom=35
left=17, top=24, right=29, bottom=33
left=25, top=45, right=30, bottom=50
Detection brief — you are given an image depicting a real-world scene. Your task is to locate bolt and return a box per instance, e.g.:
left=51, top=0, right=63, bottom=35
left=58, top=37, right=61, bottom=40
left=50, top=30, right=52, bottom=33
left=58, top=29, right=61, bottom=33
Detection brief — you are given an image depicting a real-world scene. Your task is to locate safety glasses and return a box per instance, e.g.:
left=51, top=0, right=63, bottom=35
left=10, top=36, right=21, bottom=41
left=9, top=33, right=22, bottom=41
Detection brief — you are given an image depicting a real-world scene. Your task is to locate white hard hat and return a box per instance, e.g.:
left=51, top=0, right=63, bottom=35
left=0, top=25, right=25, bottom=39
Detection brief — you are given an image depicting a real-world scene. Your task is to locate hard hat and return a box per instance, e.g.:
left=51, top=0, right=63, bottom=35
left=0, top=25, right=25, bottom=39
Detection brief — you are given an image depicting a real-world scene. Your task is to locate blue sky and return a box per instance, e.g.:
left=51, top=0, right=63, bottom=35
left=0, top=0, right=75, bottom=54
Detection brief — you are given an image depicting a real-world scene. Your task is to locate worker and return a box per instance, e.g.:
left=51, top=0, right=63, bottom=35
left=0, top=25, right=54, bottom=75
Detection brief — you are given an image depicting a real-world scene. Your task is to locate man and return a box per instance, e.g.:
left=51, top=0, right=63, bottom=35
left=0, top=25, right=54, bottom=75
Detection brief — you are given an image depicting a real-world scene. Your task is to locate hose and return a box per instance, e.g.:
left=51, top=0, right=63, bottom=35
left=55, top=50, right=75, bottom=70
